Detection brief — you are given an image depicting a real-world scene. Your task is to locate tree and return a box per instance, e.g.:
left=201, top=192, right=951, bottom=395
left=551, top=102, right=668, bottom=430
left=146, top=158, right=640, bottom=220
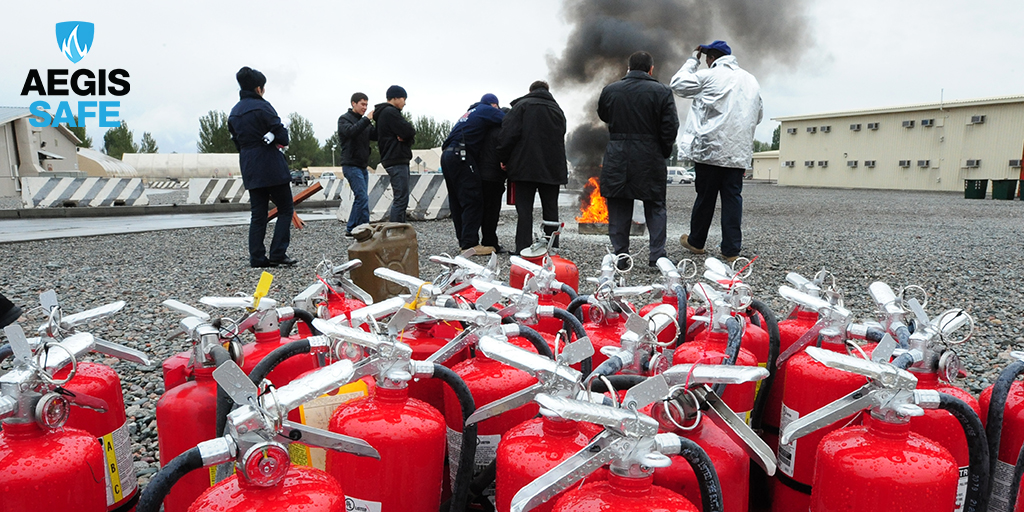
left=408, top=114, right=452, bottom=150
left=103, top=120, right=138, bottom=160
left=197, top=110, right=236, bottom=153
left=66, top=117, right=92, bottom=148
left=368, top=141, right=381, bottom=170
left=666, top=142, right=679, bottom=166
left=771, top=125, right=781, bottom=150
left=320, top=132, right=340, bottom=166
left=139, top=132, right=158, bottom=153
left=284, top=112, right=322, bottom=169
left=753, top=140, right=773, bottom=153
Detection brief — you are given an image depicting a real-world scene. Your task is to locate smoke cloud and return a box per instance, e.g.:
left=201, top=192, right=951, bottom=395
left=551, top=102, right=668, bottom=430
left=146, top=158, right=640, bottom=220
left=551, top=0, right=812, bottom=175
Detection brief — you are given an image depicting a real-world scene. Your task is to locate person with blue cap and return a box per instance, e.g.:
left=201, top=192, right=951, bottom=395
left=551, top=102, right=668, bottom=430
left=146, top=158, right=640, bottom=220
left=373, top=85, right=416, bottom=222
left=671, top=40, right=762, bottom=263
left=440, top=93, right=505, bottom=255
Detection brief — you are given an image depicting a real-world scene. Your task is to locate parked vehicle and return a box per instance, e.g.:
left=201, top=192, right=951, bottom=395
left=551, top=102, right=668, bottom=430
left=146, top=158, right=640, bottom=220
left=667, top=167, right=695, bottom=184
left=290, top=170, right=310, bottom=185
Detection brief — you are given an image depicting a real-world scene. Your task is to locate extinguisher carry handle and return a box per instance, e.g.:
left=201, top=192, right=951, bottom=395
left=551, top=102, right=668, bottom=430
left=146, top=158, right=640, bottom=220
left=347, top=296, right=406, bottom=327
left=91, top=337, right=151, bottom=365
left=509, top=432, right=620, bottom=512
left=44, top=300, right=126, bottom=333
left=779, top=383, right=876, bottom=445
left=785, top=271, right=821, bottom=295
left=536, top=393, right=659, bottom=436
left=200, top=296, right=278, bottom=311
left=690, top=385, right=777, bottom=476
left=278, top=420, right=380, bottom=459
left=661, top=363, right=769, bottom=385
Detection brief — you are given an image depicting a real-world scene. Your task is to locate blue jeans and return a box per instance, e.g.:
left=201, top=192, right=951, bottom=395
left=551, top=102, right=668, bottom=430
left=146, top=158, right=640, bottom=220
left=248, top=183, right=293, bottom=263
left=385, top=164, right=410, bottom=222
left=342, top=165, right=369, bottom=232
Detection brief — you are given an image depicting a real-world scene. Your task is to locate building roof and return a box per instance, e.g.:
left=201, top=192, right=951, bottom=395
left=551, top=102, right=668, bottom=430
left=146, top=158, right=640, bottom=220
left=77, top=147, right=138, bottom=177
left=753, top=150, right=779, bottom=158
left=772, top=94, right=1024, bottom=122
left=0, top=107, right=30, bottom=126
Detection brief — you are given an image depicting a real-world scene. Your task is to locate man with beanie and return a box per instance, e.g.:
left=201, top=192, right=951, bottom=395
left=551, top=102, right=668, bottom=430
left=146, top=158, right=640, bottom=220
left=477, top=105, right=511, bottom=254
left=337, top=92, right=377, bottom=236
left=373, top=86, right=416, bottom=222
left=228, top=66, right=297, bottom=268
left=497, top=81, right=568, bottom=255
left=671, top=40, right=762, bottom=262
left=598, top=51, right=679, bottom=268
left=441, top=93, right=505, bottom=255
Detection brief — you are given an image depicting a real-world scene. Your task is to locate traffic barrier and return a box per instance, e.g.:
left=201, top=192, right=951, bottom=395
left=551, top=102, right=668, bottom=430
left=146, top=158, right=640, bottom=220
left=146, top=179, right=189, bottom=189
left=187, top=178, right=248, bottom=205
left=20, top=177, right=149, bottom=208
left=336, top=173, right=450, bottom=222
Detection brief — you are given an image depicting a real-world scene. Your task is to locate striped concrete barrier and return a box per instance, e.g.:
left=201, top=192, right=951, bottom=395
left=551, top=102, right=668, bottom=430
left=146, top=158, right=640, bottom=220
left=336, top=173, right=450, bottom=222
left=147, top=179, right=189, bottom=189
left=187, top=178, right=248, bottom=205
left=20, top=177, right=149, bottom=208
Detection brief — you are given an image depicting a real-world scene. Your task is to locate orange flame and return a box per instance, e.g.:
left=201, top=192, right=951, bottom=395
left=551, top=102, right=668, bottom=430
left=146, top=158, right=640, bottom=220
left=575, top=177, right=609, bottom=224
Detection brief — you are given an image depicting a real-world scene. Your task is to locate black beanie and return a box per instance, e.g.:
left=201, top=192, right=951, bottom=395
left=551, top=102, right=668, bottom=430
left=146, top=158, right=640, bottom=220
left=386, top=85, right=407, bottom=100
left=236, top=66, right=267, bottom=91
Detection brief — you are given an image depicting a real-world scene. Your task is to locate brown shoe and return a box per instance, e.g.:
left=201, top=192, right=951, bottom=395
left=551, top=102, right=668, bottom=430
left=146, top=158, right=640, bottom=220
left=723, top=255, right=740, bottom=263
left=680, top=235, right=705, bottom=255
left=461, top=245, right=494, bottom=257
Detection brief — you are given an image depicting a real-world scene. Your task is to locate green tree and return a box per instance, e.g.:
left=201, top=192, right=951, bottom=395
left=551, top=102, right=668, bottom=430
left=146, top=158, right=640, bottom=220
left=666, top=142, right=679, bottom=166
left=771, top=125, right=781, bottom=150
left=753, top=140, right=773, bottom=153
left=65, top=117, right=92, bottom=148
left=368, top=141, right=381, bottom=170
left=408, top=114, right=452, bottom=150
left=139, top=132, right=158, bottom=153
left=320, top=132, right=340, bottom=166
left=284, top=112, right=322, bottom=169
left=103, top=120, right=138, bottom=160
left=197, top=110, right=237, bottom=153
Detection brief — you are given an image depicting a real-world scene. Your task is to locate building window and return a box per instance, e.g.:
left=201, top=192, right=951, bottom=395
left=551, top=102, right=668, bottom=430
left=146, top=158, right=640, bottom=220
left=1011, top=159, right=1023, bottom=168
left=806, top=127, right=817, bottom=133
left=821, top=126, right=831, bottom=133
left=921, top=119, right=935, bottom=127
left=902, top=120, right=915, bottom=128
left=850, top=123, right=861, bottom=131
left=964, top=159, right=981, bottom=168
left=787, top=128, right=797, bottom=134
left=847, top=161, right=858, bottom=168
left=864, top=160, right=877, bottom=168
left=899, top=160, right=911, bottom=168
left=867, top=122, right=880, bottom=130
left=804, top=160, right=815, bottom=167
left=969, top=115, right=986, bottom=124
left=818, top=160, right=829, bottom=168
left=917, top=160, right=930, bottom=168
left=783, top=161, right=796, bottom=167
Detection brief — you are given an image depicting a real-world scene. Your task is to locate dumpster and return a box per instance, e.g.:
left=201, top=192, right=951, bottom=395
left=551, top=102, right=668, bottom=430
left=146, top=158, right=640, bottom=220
left=992, top=179, right=1017, bottom=200
left=964, top=179, right=988, bottom=199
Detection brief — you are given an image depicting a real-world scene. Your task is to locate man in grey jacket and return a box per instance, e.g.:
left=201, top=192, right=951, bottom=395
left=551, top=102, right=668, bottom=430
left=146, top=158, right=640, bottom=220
left=671, top=40, right=762, bottom=262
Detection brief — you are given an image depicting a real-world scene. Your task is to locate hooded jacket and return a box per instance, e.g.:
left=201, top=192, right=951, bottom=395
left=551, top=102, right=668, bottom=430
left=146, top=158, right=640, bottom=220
left=597, top=70, right=679, bottom=201
left=228, top=90, right=291, bottom=190
left=373, top=102, right=416, bottom=168
left=337, top=109, right=377, bottom=169
left=496, top=90, right=568, bottom=185
left=670, top=55, right=763, bottom=170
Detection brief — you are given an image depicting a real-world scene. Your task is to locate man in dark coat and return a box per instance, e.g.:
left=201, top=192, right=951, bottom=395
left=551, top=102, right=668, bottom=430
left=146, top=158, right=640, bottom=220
left=497, top=81, right=568, bottom=255
left=477, top=106, right=510, bottom=253
left=372, top=86, right=416, bottom=222
left=441, top=94, right=505, bottom=255
left=598, top=51, right=679, bottom=266
left=228, top=66, right=297, bottom=268
left=337, top=92, right=377, bottom=236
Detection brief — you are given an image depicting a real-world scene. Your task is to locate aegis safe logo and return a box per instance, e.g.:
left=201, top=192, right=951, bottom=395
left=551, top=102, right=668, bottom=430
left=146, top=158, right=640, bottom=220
left=22, top=21, right=129, bottom=128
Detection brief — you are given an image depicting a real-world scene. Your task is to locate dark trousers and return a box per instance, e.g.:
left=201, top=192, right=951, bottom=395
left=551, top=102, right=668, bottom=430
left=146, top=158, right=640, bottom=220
left=689, top=162, right=745, bottom=257
left=440, top=151, right=483, bottom=249
left=248, top=183, right=293, bottom=264
left=481, top=179, right=505, bottom=247
left=512, top=181, right=560, bottom=254
left=607, top=197, right=667, bottom=264
left=385, top=164, right=410, bottom=222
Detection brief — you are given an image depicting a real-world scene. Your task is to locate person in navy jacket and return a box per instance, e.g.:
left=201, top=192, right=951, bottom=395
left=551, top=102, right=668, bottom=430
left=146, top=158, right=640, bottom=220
left=228, top=67, right=297, bottom=268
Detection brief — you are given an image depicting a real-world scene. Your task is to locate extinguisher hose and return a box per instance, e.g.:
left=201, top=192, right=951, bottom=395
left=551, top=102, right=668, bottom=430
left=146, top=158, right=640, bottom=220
left=1008, top=441, right=1024, bottom=512
left=559, top=283, right=579, bottom=301
left=986, top=361, right=1024, bottom=486
left=891, top=352, right=916, bottom=370
left=0, top=344, right=11, bottom=364
left=566, top=295, right=592, bottom=321
left=136, top=446, right=203, bottom=512
left=279, top=318, right=297, bottom=336
left=210, top=345, right=234, bottom=439
left=516, top=325, right=555, bottom=359
left=865, top=328, right=886, bottom=342
left=432, top=364, right=477, bottom=512
left=938, top=393, right=990, bottom=512
left=587, top=374, right=647, bottom=392
left=748, top=298, right=780, bottom=432
left=672, top=284, right=689, bottom=348
left=894, top=325, right=911, bottom=348
left=711, top=317, right=744, bottom=397
left=551, top=307, right=593, bottom=376
left=674, top=436, right=725, bottom=512
left=292, top=308, right=322, bottom=335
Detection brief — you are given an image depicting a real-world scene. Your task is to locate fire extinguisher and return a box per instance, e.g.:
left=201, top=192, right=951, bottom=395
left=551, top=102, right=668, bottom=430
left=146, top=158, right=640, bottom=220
left=694, top=258, right=771, bottom=366
left=430, top=253, right=503, bottom=304
left=587, top=305, right=679, bottom=379
left=981, top=352, right=1024, bottom=512
left=156, top=300, right=242, bottom=512
left=283, top=259, right=372, bottom=337
left=780, top=346, right=989, bottom=512
left=0, top=324, right=112, bottom=512
left=311, top=318, right=479, bottom=512
left=509, top=221, right=579, bottom=306
left=640, top=257, right=697, bottom=347
left=137, top=359, right=381, bottom=512
left=509, top=392, right=724, bottom=512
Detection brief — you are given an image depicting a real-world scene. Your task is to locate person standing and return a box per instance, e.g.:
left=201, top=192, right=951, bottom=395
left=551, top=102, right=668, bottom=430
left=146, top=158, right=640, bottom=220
left=477, top=106, right=511, bottom=253
left=598, top=51, right=679, bottom=268
left=440, top=94, right=505, bottom=255
left=373, top=86, right=416, bottom=223
left=228, top=66, right=297, bottom=268
left=497, top=81, right=568, bottom=255
left=671, top=40, right=762, bottom=262
left=337, top=92, right=377, bottom=236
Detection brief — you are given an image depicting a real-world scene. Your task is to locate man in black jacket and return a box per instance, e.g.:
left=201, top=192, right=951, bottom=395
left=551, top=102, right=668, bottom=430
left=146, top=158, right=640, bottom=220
left=337, top=92, right=377, bottom=235
left=228, top=66, right=297, bottom=268
left=497, top=81, right=568, bottom=255
left=598, top=51, right=679, bottom=267
left=373, top=86, right=416, bottom=222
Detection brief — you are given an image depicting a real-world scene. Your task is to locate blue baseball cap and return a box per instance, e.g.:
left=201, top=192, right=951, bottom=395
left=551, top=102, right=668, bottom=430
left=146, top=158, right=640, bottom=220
left=480, top=93, right=499, bottom=106
left=699, top=40, right=732, bottom=56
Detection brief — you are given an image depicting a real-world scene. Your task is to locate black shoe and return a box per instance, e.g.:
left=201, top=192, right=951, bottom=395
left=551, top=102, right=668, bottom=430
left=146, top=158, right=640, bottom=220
left=250, top=259, right=279, bottom=268
left=344, top=232, right=355, bottom=238
left=0, top=294, right=22, bottom=328
left=270, top=256, right=299, bottom=267
left=492, top=245, right=507, bottom=255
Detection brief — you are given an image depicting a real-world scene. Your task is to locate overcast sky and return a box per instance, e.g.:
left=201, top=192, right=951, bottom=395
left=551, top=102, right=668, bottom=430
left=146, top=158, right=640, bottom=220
left=2, top=0, right=1021, bottom=155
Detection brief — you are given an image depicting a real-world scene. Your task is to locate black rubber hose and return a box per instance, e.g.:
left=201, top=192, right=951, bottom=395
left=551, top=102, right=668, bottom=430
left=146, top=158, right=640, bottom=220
left=1007, top=440, right=1024, bottom=512
left=986, top=361, right=1024, bottom=486
left=550, top=307, right=593, bottom=377
left=711, top=317, right=743, bottom=397
left=587, top=374, right=647, bottom=392
left=589, top=355, right=625, bottom=379
left=894, top=325, right=911, bottom=348
left=891, top=352, right=916, bottom=370
left=748, top=299, right=780, bottom=432
left=566, top=295, right=591, bottom=322
left=676, top=436, right=724, bottom=512
left=516, top=325, right=555, bottom=359
left=433, top=364, right=476, bottom=512
left=279, top=318, right=297, bottom=337
left=864, top=328, right=886, bottom=342
left=937, top=393, right=989, bottom=512
left=248, top=339, right=312, bottom=386
left=136, top=446, right=203, bottom=512
left=559, top=283, right=579, bottom=302
left=210, top=345, right=234, bottom=439
left=0, top=344, right=11, bottom=364
left=672, top=284, right=689, bottom=348
left=292, top=308, right=322, bottom=335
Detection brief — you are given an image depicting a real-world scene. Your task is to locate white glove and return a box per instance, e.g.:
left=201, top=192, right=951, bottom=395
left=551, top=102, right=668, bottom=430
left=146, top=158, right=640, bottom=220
left=263, top=131, right=275, bottom=144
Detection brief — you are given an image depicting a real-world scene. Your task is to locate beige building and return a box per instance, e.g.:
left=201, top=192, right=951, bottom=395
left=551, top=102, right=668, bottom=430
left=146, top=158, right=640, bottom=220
left=0, top=107, right=82, bottom=198
left=122, top=153, right=239, bottom=180
left=773, top=95, right=1024, bottom=191
left=752, top=150, right=779, bottom=181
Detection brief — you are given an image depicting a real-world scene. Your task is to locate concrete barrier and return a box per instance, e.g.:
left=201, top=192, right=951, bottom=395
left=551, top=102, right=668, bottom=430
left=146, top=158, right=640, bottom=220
left=336, top=173, right=450, bottom=222
left=187, top=178, right=248, bottom=204
left=20, top=177, right=149, bottom=208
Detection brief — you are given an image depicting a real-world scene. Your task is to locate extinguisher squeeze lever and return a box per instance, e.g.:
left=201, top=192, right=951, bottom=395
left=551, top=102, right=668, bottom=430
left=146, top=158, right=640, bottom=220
left=774, top=285, right=875, bottom=365
left=868, top=281, right=915, bottom=347
left=430, top=253, right=501, bottom=295
left=33, top=290, right=151, bottom=365
left=329, top=258, right=375, bottom=305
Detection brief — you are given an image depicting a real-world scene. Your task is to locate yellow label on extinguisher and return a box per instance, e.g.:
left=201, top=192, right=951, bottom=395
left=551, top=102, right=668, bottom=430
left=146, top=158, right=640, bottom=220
left=100, top=420, right=137, bottom=506
left=290, top=379, right=369, bottom=470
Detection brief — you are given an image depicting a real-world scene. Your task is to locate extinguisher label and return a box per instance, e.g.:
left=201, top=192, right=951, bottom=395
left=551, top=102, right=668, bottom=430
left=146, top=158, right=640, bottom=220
left=990, top=460, right=1016, bottom=512
left=776, top=405, right=799, bottom=477
left=100, top=420, right=138, bottom=506
left=446, top=427, right=502, bottom=488
left=291, top=381, right=369, bottom=470
left=344, top=495, right=382, bottom=512
left=953, top=465, right=968, bottom=512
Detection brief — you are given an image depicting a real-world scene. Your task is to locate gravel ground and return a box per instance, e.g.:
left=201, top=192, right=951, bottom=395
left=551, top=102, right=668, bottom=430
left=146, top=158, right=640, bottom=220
left=1, top=183, right=1022, bottom=488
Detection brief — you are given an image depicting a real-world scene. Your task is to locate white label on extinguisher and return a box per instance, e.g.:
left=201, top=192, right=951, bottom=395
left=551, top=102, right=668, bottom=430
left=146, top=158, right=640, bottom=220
left=990, top=460, right=1016, bottom=512
left=100, top=419, right=138, bottom=506
left=446, top=427, right=502, bottom=486
left=776, top=404, right=799, bottom=477
left=953, top=465, right=969, bottom=512
left=344, top=496, right=382, bottom=512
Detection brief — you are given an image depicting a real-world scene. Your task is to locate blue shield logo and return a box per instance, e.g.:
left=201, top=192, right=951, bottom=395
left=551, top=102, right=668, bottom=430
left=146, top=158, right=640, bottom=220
left=55, top=21, right=94, bottom=64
